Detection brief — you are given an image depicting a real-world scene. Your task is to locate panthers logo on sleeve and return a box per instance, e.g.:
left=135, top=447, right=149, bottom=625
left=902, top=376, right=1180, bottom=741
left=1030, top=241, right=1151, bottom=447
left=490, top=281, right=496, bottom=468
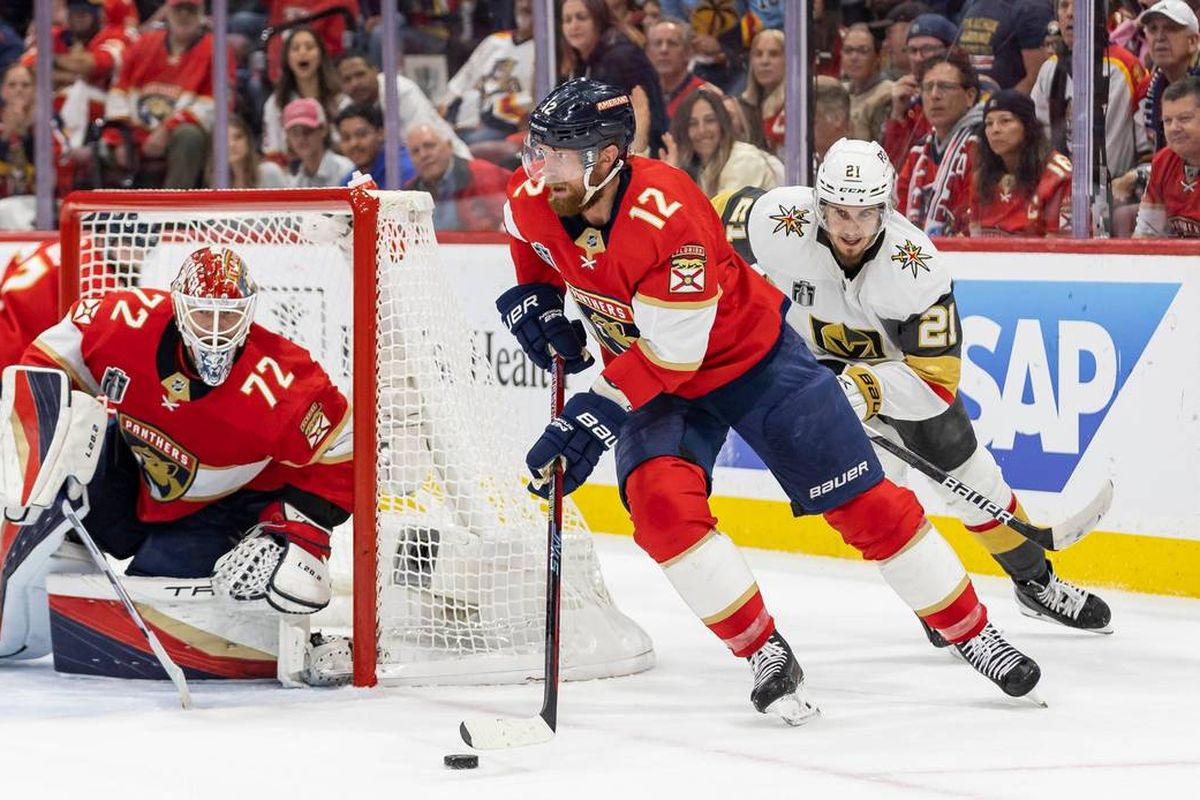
left=566, top=285, right=641, bottom=355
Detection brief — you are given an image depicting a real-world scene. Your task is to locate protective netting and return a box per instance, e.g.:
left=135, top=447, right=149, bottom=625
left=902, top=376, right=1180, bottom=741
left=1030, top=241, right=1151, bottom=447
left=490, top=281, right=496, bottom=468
left=69, top=189, right=653, bottom=685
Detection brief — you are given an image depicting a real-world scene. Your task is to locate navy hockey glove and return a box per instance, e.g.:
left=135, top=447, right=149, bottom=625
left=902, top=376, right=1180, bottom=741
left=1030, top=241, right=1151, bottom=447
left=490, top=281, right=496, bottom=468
left=496, top=283, right=594, bottom=374
left=526, top=391, right=626, bottom=497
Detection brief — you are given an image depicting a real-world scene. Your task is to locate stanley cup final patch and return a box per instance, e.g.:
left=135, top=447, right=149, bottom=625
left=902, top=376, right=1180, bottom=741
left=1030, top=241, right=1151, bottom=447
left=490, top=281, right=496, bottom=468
left=99, top=366, right=131, bottom=405
left=668, top=244, right=706, bottom=293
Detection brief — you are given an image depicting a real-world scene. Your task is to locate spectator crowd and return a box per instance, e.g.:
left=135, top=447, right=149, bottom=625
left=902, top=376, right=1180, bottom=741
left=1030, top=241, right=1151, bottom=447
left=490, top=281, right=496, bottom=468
left=1, top=0, right=1199, bottom=238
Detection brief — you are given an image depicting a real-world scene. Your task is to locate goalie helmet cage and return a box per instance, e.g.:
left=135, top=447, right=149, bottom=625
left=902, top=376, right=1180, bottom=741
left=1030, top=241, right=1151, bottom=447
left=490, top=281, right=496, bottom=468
left=58, top=186, right=654, bottom=687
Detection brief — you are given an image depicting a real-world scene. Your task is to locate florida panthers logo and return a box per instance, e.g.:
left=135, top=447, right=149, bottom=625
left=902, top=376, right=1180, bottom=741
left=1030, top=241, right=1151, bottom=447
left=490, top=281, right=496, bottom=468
left=118, top=415, right=198, bottom=502
left=669, top=244, right=706, bottom=293
left=566, top=285, right=640, bottom=355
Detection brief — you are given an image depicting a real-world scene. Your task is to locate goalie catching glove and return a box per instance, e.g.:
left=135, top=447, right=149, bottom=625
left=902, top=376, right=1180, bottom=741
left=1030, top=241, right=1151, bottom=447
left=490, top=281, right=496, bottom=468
left=526, top=390, right=626, bottom=497
left=211, top=500, right=333, bottom=614
left=0, top=366, right=107, bottom=523
left=496, top=283, right=595, bottom=375
left=837, top=364, right=883, bottom=422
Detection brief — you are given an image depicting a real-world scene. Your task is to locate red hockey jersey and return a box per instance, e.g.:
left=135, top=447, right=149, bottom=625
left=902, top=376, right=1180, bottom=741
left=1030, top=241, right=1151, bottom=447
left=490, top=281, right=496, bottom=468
left=969, top=151, right=1072, bottom=237
left=24, top=289, right=352, bottom=522
left=0, top=241, right=60, bottom=371
left=1134, top=146, right=1200, bottom=238
left=503, top=157, right=785, bottom=409
left=103, top=29, right=234, bottom=144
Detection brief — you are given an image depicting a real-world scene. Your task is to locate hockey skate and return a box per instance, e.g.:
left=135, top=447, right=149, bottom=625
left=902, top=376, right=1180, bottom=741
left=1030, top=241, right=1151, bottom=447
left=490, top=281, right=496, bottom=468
left=304, top=633, right=353, bottom=686
left=954, top=622, right=1043, bottom=701
left=1014, top=562, right=1112, bottom=633
left=747, top=632, right=820, bottom=726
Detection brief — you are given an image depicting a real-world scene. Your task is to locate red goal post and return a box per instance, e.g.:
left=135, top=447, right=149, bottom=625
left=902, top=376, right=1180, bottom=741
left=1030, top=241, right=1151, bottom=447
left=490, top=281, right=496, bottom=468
left=58, top=186, right=654, bottom=688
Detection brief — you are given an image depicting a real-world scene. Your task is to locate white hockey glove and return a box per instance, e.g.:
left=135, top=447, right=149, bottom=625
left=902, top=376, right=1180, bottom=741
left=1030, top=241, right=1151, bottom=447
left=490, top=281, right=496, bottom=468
left=0, top=366, right=107, bottom=524
left=836, top=364, right=883, bottom=422
left=211, top=501, right=333, bottom=615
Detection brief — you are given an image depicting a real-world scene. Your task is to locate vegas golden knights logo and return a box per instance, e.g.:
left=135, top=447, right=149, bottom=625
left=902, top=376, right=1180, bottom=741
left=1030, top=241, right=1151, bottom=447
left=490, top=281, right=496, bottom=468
left=118, top=415, right=198, bottom=502
left=810, top=317, right=885, bottom=360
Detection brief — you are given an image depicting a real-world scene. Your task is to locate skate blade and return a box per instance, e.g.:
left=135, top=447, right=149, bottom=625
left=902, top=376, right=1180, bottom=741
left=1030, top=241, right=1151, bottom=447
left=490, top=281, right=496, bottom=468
left=764, top=693, right=821, bottom=727
left=1017, top=604, right=1114, bottom=635
left=1017, top=688, right=1048, bottom=708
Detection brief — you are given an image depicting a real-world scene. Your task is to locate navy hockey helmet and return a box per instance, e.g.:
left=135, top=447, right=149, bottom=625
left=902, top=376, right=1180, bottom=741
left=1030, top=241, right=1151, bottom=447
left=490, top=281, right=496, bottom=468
left=527, top=77, right=635, bottom=157
left=523, top=78, right=635, bottom=205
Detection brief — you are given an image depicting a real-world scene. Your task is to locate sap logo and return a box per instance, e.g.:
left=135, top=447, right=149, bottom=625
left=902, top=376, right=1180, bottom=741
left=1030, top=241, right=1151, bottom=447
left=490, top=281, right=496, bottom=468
left=956, top=280, right=1179, bottom=493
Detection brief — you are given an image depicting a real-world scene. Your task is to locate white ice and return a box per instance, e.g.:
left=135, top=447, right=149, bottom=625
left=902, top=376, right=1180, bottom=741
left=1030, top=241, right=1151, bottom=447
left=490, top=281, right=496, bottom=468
left=1, top=535, right=1197, bottom=799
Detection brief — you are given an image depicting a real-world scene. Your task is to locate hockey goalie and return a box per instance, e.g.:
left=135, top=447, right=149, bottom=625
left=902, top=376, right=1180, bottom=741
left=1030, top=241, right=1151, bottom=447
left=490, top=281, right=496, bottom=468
left=0, top=245, right=353, bottom=682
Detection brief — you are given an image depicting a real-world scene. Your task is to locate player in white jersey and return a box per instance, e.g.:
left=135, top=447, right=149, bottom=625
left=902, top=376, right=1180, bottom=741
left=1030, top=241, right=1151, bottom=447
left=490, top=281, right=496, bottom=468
left=714, top=138, right=1112, bottom=643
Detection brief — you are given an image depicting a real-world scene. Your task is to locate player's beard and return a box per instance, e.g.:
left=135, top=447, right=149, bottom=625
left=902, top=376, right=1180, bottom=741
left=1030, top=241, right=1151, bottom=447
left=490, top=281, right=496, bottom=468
left=547, top=160, right=611, bottom=216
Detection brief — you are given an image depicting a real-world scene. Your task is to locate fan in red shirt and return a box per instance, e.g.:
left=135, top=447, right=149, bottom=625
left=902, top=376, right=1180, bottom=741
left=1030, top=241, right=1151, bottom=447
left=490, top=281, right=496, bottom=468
left=20, top=0, right=135, bottom=148
left=496, top=78, right=1033, bottom=726
left=1134, top=76, right=1200, bottom=237
left=970, top=89, right=1072, bottom=237
left=102, top=0, right=234, bottom=189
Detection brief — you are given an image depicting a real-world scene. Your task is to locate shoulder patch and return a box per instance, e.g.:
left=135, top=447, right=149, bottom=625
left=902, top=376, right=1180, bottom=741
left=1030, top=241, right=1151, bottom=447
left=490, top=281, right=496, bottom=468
left=669, top=244, right=706, bottom=293
left=300, top=401, right=332, bottom=449
left=890, top=239, right=933, bottom=278
left=769, top=204, right=811, bottom=238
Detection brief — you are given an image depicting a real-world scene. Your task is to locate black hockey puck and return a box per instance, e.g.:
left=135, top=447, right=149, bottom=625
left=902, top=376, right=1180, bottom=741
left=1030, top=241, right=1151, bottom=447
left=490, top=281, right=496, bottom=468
left=444, top=753, right=479, bottom=770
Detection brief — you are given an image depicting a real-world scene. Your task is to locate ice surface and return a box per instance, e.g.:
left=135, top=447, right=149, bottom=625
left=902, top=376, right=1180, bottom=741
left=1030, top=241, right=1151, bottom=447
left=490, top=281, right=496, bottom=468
left=1, top=535, right=1197, bottom=799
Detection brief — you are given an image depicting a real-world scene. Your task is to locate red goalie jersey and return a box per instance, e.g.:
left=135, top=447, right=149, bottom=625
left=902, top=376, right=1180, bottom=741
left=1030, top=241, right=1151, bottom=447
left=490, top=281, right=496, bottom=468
left=23, top=288, right=352, bottom=523
left=504, top=157, right=784, bottom=409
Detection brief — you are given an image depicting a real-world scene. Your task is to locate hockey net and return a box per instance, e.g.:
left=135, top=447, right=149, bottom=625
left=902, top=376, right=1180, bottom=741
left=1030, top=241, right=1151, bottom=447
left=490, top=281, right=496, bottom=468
left=59, top=187, right=654, bottom=686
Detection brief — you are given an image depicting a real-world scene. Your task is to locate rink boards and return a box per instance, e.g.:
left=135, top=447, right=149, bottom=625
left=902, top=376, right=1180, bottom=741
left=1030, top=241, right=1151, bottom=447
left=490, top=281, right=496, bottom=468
left=2, top=233, right=1197, bottom=598
left=437, top=236, right=1200, bottom=600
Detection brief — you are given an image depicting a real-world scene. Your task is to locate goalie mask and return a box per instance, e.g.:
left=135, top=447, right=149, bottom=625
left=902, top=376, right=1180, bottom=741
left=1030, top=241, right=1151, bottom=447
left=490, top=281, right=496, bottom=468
left=171, top=247, right=258, bottom=387
left=815, top=138, right=895, bottom=253
left=522, top=77, right=635, bottom=208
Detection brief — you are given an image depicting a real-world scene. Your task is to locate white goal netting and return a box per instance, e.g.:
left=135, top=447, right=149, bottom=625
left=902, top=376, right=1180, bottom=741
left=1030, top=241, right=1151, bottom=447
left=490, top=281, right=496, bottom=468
left=66, top=188, right=654, bottom=685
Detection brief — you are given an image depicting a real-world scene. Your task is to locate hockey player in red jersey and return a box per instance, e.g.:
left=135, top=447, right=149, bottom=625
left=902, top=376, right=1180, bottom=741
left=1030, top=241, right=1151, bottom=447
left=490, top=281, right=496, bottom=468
left=496, top=78, right=1042, bottom=724
left=0, top=241, right=61, bottom=370
left=0, top=246, right=352, bottom=664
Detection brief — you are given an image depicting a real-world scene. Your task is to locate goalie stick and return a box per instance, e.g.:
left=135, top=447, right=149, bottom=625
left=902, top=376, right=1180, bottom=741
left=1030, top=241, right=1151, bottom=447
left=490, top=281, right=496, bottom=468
left=60, top=480, right=193, bottom=709
left=459, top=357, right=566, bottom=750
left=865, top=430, right=1113, bottom=551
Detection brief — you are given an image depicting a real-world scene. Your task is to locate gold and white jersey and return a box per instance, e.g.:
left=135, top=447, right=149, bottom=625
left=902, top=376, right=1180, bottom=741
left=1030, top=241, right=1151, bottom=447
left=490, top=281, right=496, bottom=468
left=716, top=184, right=962, bottom=422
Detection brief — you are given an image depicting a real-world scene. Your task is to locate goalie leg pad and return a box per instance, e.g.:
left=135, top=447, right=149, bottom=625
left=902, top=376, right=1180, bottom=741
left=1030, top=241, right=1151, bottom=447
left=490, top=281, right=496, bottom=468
left=0, top=487, right=83, bottom=660
left=1, top=366, right=107, bottom=517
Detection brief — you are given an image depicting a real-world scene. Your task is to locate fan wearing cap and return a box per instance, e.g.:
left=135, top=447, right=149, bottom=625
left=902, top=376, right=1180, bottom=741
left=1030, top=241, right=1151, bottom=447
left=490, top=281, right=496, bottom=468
left=969, top=89, right=1072, bottom=237
left=17, top=0, right=134, bottom=147
left=1136, top=1, right=1200, bottom=155
left=283, top=97, right=353, bottom=188
left=1134, top=75, right=1200, bottom=237
left=882, top=13, right=956, bottom=167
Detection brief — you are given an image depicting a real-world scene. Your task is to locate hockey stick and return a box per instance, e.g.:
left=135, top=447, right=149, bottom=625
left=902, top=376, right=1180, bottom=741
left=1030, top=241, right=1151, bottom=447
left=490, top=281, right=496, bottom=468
left=60, top=481, right=192, bottom=709
left=459, top=357, right=566, bottom=750
left=865, top=430, right=1113, bottom=552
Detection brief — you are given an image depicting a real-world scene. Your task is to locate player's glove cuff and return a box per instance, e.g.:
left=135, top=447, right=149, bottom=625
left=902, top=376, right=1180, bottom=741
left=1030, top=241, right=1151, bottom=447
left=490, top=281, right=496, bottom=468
left=526, top=391, right=626, bottom=498
left=838, top=364, right=883, bottom=422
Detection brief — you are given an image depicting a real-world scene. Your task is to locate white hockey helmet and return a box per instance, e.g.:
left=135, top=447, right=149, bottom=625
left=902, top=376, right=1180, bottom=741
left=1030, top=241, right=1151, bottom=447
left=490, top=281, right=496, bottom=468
left=171, top=246, right=258, bottom=387
left=815, top=138, right=895, bottom=239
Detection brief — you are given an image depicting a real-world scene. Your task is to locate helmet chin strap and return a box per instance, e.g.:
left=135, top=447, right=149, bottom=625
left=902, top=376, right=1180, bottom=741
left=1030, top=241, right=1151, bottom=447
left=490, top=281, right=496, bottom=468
left=579, top=154, right=625, bottom=208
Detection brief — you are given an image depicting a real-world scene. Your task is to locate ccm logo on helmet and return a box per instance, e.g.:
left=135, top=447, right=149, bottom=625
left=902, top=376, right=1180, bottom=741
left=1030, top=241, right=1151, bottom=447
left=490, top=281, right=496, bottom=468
left=809, top=460, right=871, bottom=499
left=596, top=95, right=630, bottom=111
